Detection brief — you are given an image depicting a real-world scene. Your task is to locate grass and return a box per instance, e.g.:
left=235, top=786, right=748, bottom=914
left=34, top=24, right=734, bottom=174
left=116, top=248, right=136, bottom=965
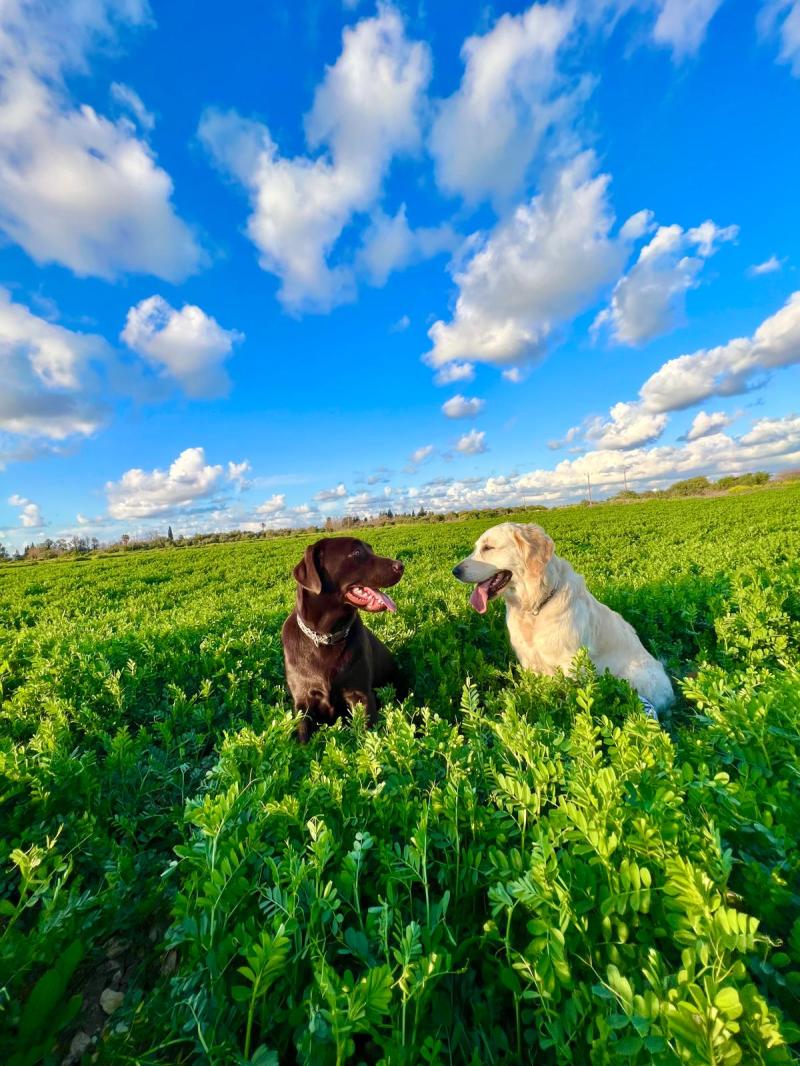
left=1, top=484, right=799, bottom=1064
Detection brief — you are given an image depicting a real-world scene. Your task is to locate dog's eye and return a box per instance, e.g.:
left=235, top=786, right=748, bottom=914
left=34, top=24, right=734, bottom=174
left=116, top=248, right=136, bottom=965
left=483, top=545, right=494, bottom=552
left=349, top=548, right=362, bottom=558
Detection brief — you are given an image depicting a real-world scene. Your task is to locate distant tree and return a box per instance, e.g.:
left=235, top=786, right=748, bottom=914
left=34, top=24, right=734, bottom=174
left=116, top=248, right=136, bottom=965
left=0, top=542, right=8, bottom=560
left=669, top=476, right=712, bottom=496
left=121, top=534, right=130, bottom=547
left=167, top=525, right=174, bottom=542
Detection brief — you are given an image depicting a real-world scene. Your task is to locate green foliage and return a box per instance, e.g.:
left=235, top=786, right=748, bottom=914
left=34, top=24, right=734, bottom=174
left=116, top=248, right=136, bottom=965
left=1, top=488, right=799, bottom=1063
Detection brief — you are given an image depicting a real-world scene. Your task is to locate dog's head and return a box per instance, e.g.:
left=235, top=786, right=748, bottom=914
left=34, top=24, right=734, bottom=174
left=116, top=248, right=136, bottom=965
left=293, top=537, right=404, bottom=612
left=452, top=522, right=554, bottom=613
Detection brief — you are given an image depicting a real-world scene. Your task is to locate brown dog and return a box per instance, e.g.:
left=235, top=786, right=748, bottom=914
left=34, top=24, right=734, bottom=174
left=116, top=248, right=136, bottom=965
left=282, top=537, right=404, bottom=742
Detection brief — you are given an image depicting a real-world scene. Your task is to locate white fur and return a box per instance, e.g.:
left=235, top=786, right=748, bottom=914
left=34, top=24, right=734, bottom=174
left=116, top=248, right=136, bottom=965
left=456, top=522, right=674, bottom=710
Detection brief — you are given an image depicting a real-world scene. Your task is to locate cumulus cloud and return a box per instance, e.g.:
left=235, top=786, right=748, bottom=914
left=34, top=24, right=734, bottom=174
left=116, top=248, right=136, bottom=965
left=759, top=0, right=800, bottom=76
left=409, top=444, right=434, bottom=464
left=563, top=291, right=800, bottom=452
left=397, top=415, right=800, bottom=513
left=585, top=403, right=669, bottom=449
left=684, top=409, right=736, bottom=441
left=442, top=394, right=485, bottom=419
left=650, top=0, right=724, bottom=58
left=199, top=6, right=430, bottom=310
left=0, top=287, right=109, bottom=440
left=455, top=428, right=488, bottom=455
left=739, top=412, right=800, bottom=445
left=255, top=493, right=287, bottom=515
left=593, top=220, right=738, bottom=346
left=426, top=153, right=630, bottom=369
left=548, top=424, right=583, bottom=450
left=639, top=291, right=800, bottom=411
left=121, top=296, right=243, bottom=398
left=105, top=447, right=242, bottom=520
left=314, top=483, right=348, bottom=501
left=429, top=3, right=584, bottom=205
left=358, top=205, right=457, bottom=286
left=0, top=0, right=203, bottom=280
left=434, top=362, right=475, bottom=386
left=110, top=82, right=155, bottom=131
left=227, top=460, right=251, bottom=490
left=8, top=493, right=44, bottom=528
left=588, top=0, right=723, bottom=59
left=748, top=254, right=784, bottom=276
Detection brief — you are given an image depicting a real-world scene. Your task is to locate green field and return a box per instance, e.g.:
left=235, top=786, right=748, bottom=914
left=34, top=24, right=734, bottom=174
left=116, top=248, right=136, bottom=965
left=1, top=486, right=799, bottom=1064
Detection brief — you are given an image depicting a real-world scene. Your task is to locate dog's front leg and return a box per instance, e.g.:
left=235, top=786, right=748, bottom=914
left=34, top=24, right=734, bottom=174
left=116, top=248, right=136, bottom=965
left=343, top=689, right=377, bottom=729
left=293, top=689, right=334, bottom=743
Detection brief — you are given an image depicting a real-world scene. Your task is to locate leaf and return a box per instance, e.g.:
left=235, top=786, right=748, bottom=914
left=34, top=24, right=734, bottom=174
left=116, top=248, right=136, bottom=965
left=18, top=940, right=84, bottom=1043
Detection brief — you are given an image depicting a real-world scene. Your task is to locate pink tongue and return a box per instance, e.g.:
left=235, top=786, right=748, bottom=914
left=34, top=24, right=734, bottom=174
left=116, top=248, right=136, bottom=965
left=364, top=586, right=397, bottom=613
left=470, top=580, right=490, bottom=614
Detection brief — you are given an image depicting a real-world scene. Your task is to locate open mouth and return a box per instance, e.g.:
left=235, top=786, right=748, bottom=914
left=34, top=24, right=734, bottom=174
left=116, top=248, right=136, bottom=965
left=345, top=584, right=398, bottom=613
left=469, top=569, right=512, bottom=614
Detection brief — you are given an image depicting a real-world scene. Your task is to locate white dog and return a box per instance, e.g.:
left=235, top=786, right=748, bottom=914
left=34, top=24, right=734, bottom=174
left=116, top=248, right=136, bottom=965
left=453, top=522, right=674, bottom=714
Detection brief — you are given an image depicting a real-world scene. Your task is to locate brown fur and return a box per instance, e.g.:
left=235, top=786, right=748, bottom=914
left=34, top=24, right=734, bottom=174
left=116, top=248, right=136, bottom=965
left=281, top=537, right=403, bottom=742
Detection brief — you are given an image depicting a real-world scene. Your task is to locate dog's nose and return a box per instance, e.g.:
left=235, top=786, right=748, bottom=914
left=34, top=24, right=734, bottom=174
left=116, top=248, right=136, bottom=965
left=392, top=560, right=404, bottom=576
left=452, top=564, right=462, bottom=578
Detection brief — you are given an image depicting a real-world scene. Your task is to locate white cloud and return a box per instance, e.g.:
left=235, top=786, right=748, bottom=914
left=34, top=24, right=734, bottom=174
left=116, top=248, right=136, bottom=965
left=409, top=444, right=434, bottom=464
left=390, top=314, right=411, bottom=333
left=426, top=153, right=629, bottom=369
left=429, top=3, right=582, bottom=204
left=585, top=402, right=669, bottom=449
left=565, top=292, right=800, bottom=453
left=442, top=394, right=485, bottom=419
left=199, top=6, right=430, bottom=310
left=593, top=220, right=738, bottom=346
left=650, top=0, right=724, bottom=58
left=394, top=415, right=800, bottom=513
left=548, top=424, right=583, bottom=450
left=502, top=367, right=528, bottom=383
left=434, top=362, right=475, bottom=386
left=8, top=493, right=44, bottom=528
left=0, top=287, right=109, bottom=440
left=455, top=428, right=488, bottom=455
left=0, top=0, right=203, bottom=281
left=588, top=1, right=722, bottom=59
left=759, top=0, right=800, bottom=76
left=105, top=447, right=235, bottom=520
left=227, top=460, right=251, bottom=489
left=255, top=493, right=287, bottom=515
left=358, top=205, right=456, bottom=286
left=314, top=483, right=348, bottom=501
left=748, top=254, right=784, bottom=276
left=685, top=409, right=736, bottom=441
left=121, top=296, right=243, bottom=398
left=739, top=412, right=799, bottom=445
left=110, top=82, right=155, bottom=131
left=639, top=291, right=800, bottom=411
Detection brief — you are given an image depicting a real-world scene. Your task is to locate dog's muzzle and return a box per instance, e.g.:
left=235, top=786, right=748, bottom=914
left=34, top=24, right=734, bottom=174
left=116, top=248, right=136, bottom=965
left=452, top=557, right=498, bottom=583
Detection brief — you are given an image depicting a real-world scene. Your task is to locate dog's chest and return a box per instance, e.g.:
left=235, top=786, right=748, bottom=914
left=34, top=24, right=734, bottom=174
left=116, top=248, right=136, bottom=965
left=506, top=604, right=577, bottom=673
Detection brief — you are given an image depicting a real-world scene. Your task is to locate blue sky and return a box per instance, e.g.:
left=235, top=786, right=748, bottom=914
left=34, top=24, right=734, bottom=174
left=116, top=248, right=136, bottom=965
left=1, top=0, right=800, bottom=548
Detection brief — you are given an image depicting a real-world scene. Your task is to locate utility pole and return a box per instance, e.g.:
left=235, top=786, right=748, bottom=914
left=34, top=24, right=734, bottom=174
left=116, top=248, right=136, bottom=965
left=586, top=475, right=592, bottom=504
left=623, top=466, right=628, bottom=492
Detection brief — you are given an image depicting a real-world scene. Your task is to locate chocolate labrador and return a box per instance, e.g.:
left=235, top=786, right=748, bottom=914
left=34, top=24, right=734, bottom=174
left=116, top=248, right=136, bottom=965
left=282, top=537, right=404, bottom=742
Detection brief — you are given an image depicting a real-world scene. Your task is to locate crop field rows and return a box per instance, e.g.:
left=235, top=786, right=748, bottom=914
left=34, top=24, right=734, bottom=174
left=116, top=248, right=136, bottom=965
left=1, top=485, right=799, bottom=1064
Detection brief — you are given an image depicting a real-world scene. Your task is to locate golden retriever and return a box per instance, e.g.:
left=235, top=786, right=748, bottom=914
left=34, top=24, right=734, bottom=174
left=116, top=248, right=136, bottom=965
left=453, top=522, right=674, bottom=715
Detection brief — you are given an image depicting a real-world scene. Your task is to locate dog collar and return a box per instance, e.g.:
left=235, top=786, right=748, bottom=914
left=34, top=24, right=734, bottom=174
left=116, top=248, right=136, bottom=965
left=296, top=612, right=355, bottom=648
left=531, top=583, right=559, bottom=616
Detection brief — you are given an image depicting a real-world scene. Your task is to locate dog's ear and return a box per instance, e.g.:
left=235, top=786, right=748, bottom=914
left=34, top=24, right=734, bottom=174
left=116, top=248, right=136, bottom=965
left=293, top=542, right=323, bottom=594
left=512, top=524, right=554, bottom=576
